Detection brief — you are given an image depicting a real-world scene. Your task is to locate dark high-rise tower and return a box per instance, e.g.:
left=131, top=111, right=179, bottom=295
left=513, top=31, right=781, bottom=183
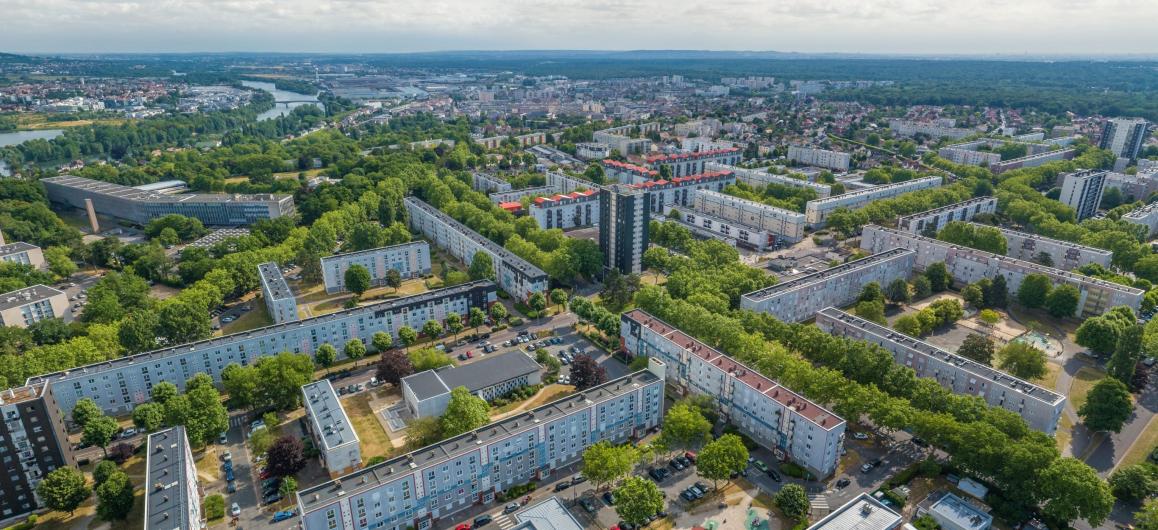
left=599, top=184, right=650, bottom=275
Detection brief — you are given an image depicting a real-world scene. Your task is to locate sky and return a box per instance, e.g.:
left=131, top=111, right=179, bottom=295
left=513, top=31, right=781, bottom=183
left=3, top=0, right=1157, bottom=56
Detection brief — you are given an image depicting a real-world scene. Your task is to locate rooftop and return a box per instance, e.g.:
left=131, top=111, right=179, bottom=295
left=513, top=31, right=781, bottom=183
left=532, top=190, right=599, bottom=206
left=257, top=262, right=294, bottom=301
left=42, top=175, right=289, bottom=205
left=623, top=309, right=843, bottom=429
left=512, top=497, right=584, bottom=530
left=601, top=159, right=657, bottom=177
left=404, top=197, right=548, bottom=281
left=298, top=370, right=662, bottom=509
left=742, top=248, right=914, bottom=302
left=626, top=170, right=734, bottom=191
left=144, top=427, right=196, bottom=530
left=0, top=284, right=65, bottom=311
left=808, top=176, right=942, bottom=205
left=645, top=147, right=740, bottom=163
left=895, top=197, right=996, bottom=225
left=0, top=242, right=39, bottom=258
left=695, top=189, right=805, bottom=218
left=302, top=380, right=359, bottom=451
left=980, top=223, right=1112, bottom=256
left=319, top=241, right=428, bottom=264
left=806, top=493, right=902, bottom=530
left=404, top=350, right=541, bottom=400
left=928, top=492, right=993, bottom=530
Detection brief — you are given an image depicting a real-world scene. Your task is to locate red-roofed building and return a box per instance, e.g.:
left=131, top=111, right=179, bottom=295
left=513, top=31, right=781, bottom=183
left=602, top=159, right=659, bottom=185
left=645, top=148, right=742, bottom=178
left=627, top=170, right=736, bottom=215
left=498, top=201, right=523, bottom=214
left=529, top=190, right=599, bottom=229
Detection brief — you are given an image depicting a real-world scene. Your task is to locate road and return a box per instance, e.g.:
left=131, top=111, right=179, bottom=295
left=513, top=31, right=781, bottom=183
left=56, top=271, right=102, bottom=323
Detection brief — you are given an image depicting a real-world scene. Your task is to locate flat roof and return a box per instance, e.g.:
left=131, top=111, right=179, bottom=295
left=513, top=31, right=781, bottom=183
left=695, top=189, right=805, bottom=219
left=405, top=197, right=548, bottom=280
left=895, top=197, right=996, bottom=224
left=513, top=497, right=584, bottom=530
left=302, top=380, right=359, bottom=451
left=400, top=370, right=450, bottom=401
left=982, top=223, right=1112, bottom=256
left=808, top=176, right=942, bottom=205
left=298, top=370, right=661, bottom=509
left=439, top=350, right=541, bottom=392
left=0, top=242, right=39, bottom=258
left=0, top=284, right=64, bottom=311
left=43, top=175, right=289, bottom=205
left=929, top=492, right=993, bottom=530
left=258, top=262, right=294, bottom=301
left=807, top=493, right=902, bottom=530
left=319, top=241, right=427, bottom=265
left=144, top=427, right=196, bottom=530
left=742, top=248, right=914, bottom=302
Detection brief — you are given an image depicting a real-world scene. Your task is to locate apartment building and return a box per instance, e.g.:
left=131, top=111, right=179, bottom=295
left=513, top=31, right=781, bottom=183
left=990, top=149, right=1076, bottom=174
left=982, top=224, right=1112, bottom=271
left=23, top=281, right=498, bottom=416
left=302, top=380, right=362, bottom=477
left=470, top=172, right=511, bottom=194
left=0, top=242, right=45, bottom=269
left=896, top=197, right=998, bottom=235
left=601, top=159, right=658, bottom=185
left=1122, top=202, right=1158, bottom=237
left=402, top=351, right=542, bottom=418
left=816, top=308, right=1064, bottom=434
left=513, top=133, right=546, bottom=147
left=42, top=175, right=294, bottom=226
left=593, top=125, right=653, bottom=156
left=629, top=170, right=736, bottom=215
left=258, top=262, right=298, bottom=324
left=937, top=147, right=1001, bottom=167
left=1099, top=118, right=1151, bottom=160
left=919, top=492, right=993, bottom=530
left=405, top=197, right=548, bottom=301
left=860, top=225, right=1142, bottom=316
left=530, top=190, right=599, bottom=230
left=691, top=189, right=806, bottom=243
left=320, top=241, right=432, bottom=294
left=1104, top=170, right=1158, bottom=202
left=808, top=493, right=902, bottom=530
left=545, top=171, right=593, bottom=194
left=804, top=177, right=942, bottom=227
left=740, top=249, right=916, bottom=323
left=575, top=143, right=610, bottom=160
left=787, top=146, right=850, bottom=172
left=710, top=163, right=832, bottom=198
left=620, top=310, right=845, bottom=477
left=888, top=119, right=974, bottom=140
left=670, top=206, right=777, bottom=251
left=297, top=364, right=666, bottom=530
left=600, top=184, right=650, bottom=275
left=0, top=285, right=68, bottom=328
left=644, top=148, right=742, bottom=178
left=1059, top=170, right=1107, bottom=221
left=0, top=384, right=74, bottom=520
left=144, top=427, right=201, bottom=530
left=488, top=186, right=558, bottom=205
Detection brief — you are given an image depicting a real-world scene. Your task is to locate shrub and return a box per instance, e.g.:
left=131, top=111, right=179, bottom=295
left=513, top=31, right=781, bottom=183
left=366, top=455, right=387, bottom=466
left=203, top=494, right=225, bottom=521
left=780, top=462, right=812, bottom=480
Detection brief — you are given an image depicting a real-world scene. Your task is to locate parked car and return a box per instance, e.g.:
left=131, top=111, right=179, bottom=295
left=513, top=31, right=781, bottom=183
left=852, top=432, right=869, bottom=440
left=230, top=502, right=241, bottom=517
left=262, top=477, right=282, bottom=489
left=648, top=467, right=670, bottom=482
left=503, top=502, right=521, bottom=514
left=571, top=474, right=586, bottom=485
left=227, top=481, right=237, bottom=493
left=752, top=460, right=769, bottom=473
left=675, top=455, right=692, bottom=468
left=579, top=497, right=597, bottom=513
left=473, top=514, right=493, bottom=527
left=272, top=510, right=296, bottom=522
left=684, top=451, right=697, bottom=463
left=221, top=450, right=232, bottom=461
left=766, top=469, right=781, bottom=482
left=554, top=482, right=570, bottom=492
left=225, top=468, right=235, bottom=481
left=218, top=432, right=228, bottom=444
left=860, top=463, right=874, bottom=473
left=455, top=525, right=472, bottom=530
left=264, top=492, right=283, bottom=505
left=603, top=491, right=616, bottom=505
left=669, top=459, right=686, bottom=471
left=836, top=478, right=851, bottom=488
left=911, top=437, right=928, bottom=447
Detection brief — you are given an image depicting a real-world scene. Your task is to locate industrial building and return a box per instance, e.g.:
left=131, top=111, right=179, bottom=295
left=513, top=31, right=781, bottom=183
left=600, top=184, right=650, bottom=275
left=0, top=242, right=45, bottom=269
left=896, top=197, right=998, bottom=235
left=405, top=197, right=548, bottom=301
left=621, top=310, right=845, bottom=477
left=690, top=189, right=806, bottom=244
left=144, top=427, right=201, bottom=530
left=302, top=380, right=362, bottom=476
left=816, top=307, right=1065, bottom=434
left=320, top=241, right=432, bottom=294
left=804, top=177, right=942, bottom=227
left=258, top=262, right=298, bottom=324
left=740, top=249, right=916, bottom=323
left=401, top=351, right=542, bottom=418
left=787, top=146, right=851, bottom=172
left=0, top=285, right=69, bottom=328
left=983, top=224, right=1112, bottom=271
left=1059, top=170, right=1107, bottom=221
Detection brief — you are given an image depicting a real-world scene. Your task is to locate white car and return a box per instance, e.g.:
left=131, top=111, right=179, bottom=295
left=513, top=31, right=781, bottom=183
left=231, top=502, right=241, bottom=517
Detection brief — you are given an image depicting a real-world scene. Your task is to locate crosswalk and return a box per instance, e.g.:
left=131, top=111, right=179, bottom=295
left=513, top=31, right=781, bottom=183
left=495, top=514, right=517, bottom=529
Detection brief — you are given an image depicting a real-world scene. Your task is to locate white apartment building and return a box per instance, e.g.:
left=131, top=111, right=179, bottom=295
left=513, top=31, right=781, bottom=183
left=990, top=148, right=1077, bottom=174
left=575, top=142, right=610, bottom=160
left=0, top=242, right=46, bottom=269
left=645, top=148, right=742, bottom=178
left=937, top=147, right=1001, bottom=167
left=621, top=310, right=845, bottom=477
left=888, top=119, right=974, bottom=140
left=896, top=197, right=998, bottom=235
left=710, top=163, right=832, bottom=198
left=320, top=241, right=432, bottom=294
left=740, top=249, right=917, bottom=323
left=808, top=494, right=902, bottom=530
left=1059, top=170, right=1107, bottom=221
left=545, top=171, right=593, bottom=194
left=488, top=186, right=558, bottom=205
left=670, top=206, right=780, bottom=251
left=405, top=197, right=548, bottom=301
left=787, top=146, right=851, bottom=172
left=982, top=224, right=1112, bottom=271
left=302, top=380, right=362, bottom=477
left=804, top=177, right=943, bottom=227
left=629, top=170, right=736, bottom=215
left=258, top=262, right=298, bottom=324
left=0, top=285, right=68, bottom=328
left=860, top=225, right=1142, bottom=316
left=1105, top=170, right=1158, bottom=202
left=816, top=307, right=1065, bottom=434
left=601, top=160, right=658, bottom=185
left=470, top=172, right=511, bottom=194
left=144, top=427, right=201, bottom=530
left=1099, top=118, right=1151, bottom=160
left=1122, top=202, right=1158, bottom=237
left=691, top=189, right=807, bottom=243
left=530, top=190, right=599, bottom=230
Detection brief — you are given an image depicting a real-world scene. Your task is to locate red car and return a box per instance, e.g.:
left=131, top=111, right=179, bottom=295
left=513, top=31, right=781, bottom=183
left=466, top=351, right=474, bottom=358
left=684, top=451, right=697, bottom=464
left=454, top=525, right=471, bottom=530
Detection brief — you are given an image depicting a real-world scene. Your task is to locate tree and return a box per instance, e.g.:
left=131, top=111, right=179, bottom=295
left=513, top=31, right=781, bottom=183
left=912, top=276, right=932, bottom=299
left=853, top=300, right=886, bottom=325
left=255, top=352, right=315, bottom=410
left=151, top=381, right=179, bottom=404
left=344, top=339, right=367, bottom=361
left=248, top=426, right=276, bottom=456
left=469, top=307, right=486, bottom=332
left=95, top=470, right=134, bottom=521
left=279, top=476, right=299, bottom=500
left=858, top=282, right=884, bottom=304
left=421, top=319, right=443, bottom=341
left=221, top=363, right=259, bottom=410
left=924, top=262, right=950, bottom=292
left=44, top=246, right=77, bottom=278
left=37, top=468, right=90, bottom=515
left=614, top=476, right=664, bottom=525
left=72, top=398, right=102, bottom=428
left=957, top=334, right=995, bottom=365
left=344, top=264, right=372, bottom=296
left=1045, top=284, right=1081, bottom=318
left=314, top=343, right=337, bottom=368
left=28, top=318, right=71, bottom=345
left=132, top=403, right=164, bottom=433
left=529, top=292, right=547, bottom=317
left=93, top=459, right=119, bottom=486
left=468, top=251, right=495, bottom=281
left=377, top=350, right=414, bottom=385
left=985, top=275, right=1009, bottom=308
left=266, top=436, right=307, bottom=478
left=384, top=268, right=402, bottom=293
left=961, top=284, right=984, bottom=308
left=489, top=303, right=507, bottom=323
left=582, top=440, right=637, bottom=490
left=84, top=415, right=119, bottom=457
left=1108, top=324, right=1144, bottom=385
left=978, top=309, right=1000, bottom=326
left=156, top=299, right=211, bottom=345
left=1076, top=316, right=1126, bottom=356
left=601, top=270, right=642, bottom=311
left=398, top=326, right=418, bottom=351
left=1017, top=273, right=1052, bottom=308
left=445, top=312, right=463, bottom=341
left=996, top=342, right=1047, bottom=380
left=371, top=331, right=393, bottom=353
left=118, top=310, right=159, bottom=354
left=409, top=347, right=453, bottom=371
left=894, top=315, right=922, bottom=336
left=183, top=384, right=229, bottom=446
left=660, top=402, right=713, bottom=451
left=569, top=354, right=607, bottom=390
left=406, top=417, right=444, bottom=449
left=1078, top=377, right=1134, bottom=433
left=774, top=484, right=810, bottom=521
left=696, top=434, right=749, bottom=490
left=1138, top=499, right=1158, bottom=530
left=440, top=387, right=489, bottom=437
left=1108, top=464, right=1157, bottom=501
left=884, top=278, right=911, bottom=305
left=550, top=288, right=569, bottom=313
left=1038, top=457, right=1115, bottom=527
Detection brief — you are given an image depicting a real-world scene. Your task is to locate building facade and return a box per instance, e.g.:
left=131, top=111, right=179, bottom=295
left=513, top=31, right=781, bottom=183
left=804, top=177, right=942, bottom=227
left=670, top=206, right=779, bottom=251
left=624, top=170, right=736, bottom=216
left=302, top=380, right=362, bottom=477
left=644, top=148, right=742, bottom=178
left=0, top=384, right=74, bottom=520
left=711, top=163, right=832, bottom=198
left=601, top=160, right=658, bottom=185
left=740, top=249, right=916, bottom=323
left=896, top=197, right=998, bottom=235
left=990, top=148, right=1076, bottom=174
left=1058, top=170, right=1107, bottom=221
left=42, top=175, right=294, bottom=226
left=530, top=190, right=599, bottom=230
left=1105, top=170, right=1158, bottom=202
left=888, top=119, right=974, bottom=140
left=258, top=262, right=298, bottom=324
left=320, top=242, right=432, bottom=294
left=488, top=186, right=559, bottom=205
left=0, top=285, right=68, bottom=328
left=984, top=224, right=1112, bottom=271
left=691, top=189, right=806, bottom=244
left=297, top=364, right=666, bottom=530
left=816, top=308, right=1064, bottom=434
left=405, top=197, right=548, bottom=301
left=1099, top=118, right=1151, bottom=160
left=470, top=172, right=512, bottom=194
left=937, top=147, right=1001, bottom=167
left=787, top=146, right=851, bottom=172
left=1123, top=202, right=1158, bottom=237
left=807, top=493, right=902, bottom=530
left=144, top=427, right=201, bottom=530
left=860, top=225, right=1142, bottom=316
left=402, top=351, right=542, bottom=418
left=599, top=184, right=650, bottom=275
left=0, top=242, right=45, bottom=270
left=545, top=171, right=594, bottom=194
left=575, top=143, right=610, bottom=161
left=620, top=310, right=845, bottom=477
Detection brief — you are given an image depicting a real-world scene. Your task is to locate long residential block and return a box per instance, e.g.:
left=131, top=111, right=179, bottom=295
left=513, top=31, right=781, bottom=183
left=23, top=281, right=497, bottom=416
left=602, top=159, right=658, bottom=185
left=405, top=197, right=548, bottom=301
left=303, top=380, right=362, bottom=477
left=630, top=170, right=736, bottom=215
left=860, top=225, right=1142, bottom=316
left=297, top=364, right=666, bottom=530
left=708, top=163, right=832, bottom=197
left=145, top=426, right=201, bottom=530
left=990, top=148, right=1076, bottom=174
left=320, top=241, right=432, bottom=294
left=670, top=206, right=780, bottom=251
left=1123, top=202, right=1158, bottom=237
left=0, top=285, right=68, bottom=328
left=787, top=146, right=850, bottom=172
left=896, top=197, right=997, bottom=235
left=645, top=148, right=742, bottom=178
left=258, top=262, right=298, bottom=324
left=530, top=190, right=600, bottom=230
left=620, top=310, right=845, bottom=477
left=815, top=307, right=1064, bottom=434
left=470, top=172, right=511, bottom=194
left=980, top=224, right=1112, bottom=271
left=691, top=189, right=806, bottom=243
left=0, top=242, right=45, bottom=270
left=488, top=186, right=559, bottom=205
left=804, top=177, right=942, bottom=227
left=740, top=248, right=916, bottom=323
left=545, top=171, right=594, bottom=194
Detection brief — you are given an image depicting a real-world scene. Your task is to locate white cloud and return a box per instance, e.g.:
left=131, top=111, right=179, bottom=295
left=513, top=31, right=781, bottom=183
left=2, top=0, right=1156, bottom=54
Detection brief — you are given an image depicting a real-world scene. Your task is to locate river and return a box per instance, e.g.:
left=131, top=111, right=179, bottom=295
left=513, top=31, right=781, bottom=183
left=241, top=80, right=323, bottom=121
left=0, top=128, right=65, bottom=147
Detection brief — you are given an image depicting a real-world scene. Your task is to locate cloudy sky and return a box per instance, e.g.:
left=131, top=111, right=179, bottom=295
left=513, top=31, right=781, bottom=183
left=3, top=0, right=1156, bottom=55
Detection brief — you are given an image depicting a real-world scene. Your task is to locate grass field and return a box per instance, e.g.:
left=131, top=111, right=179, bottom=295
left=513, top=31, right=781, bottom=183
left=1116, top=415, right=1158, bottom=470
left=1068, top=366, right=1106, bottom=411
left=343, top=392, right=395, bottom=460
left=220, top=305, right=273, bottom=335
left=1033, top=362, right=1062, bottom=393
left=491, top=384, right=575, bottom=417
